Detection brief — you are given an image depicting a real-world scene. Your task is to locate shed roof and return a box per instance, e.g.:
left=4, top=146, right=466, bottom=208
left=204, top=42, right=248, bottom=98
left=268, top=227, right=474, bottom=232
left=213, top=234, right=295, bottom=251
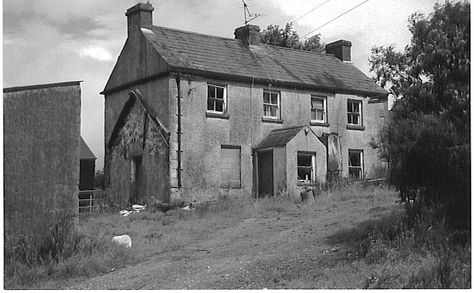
left=140, top=26, right=387, bottom=97
left=80, top=137, right=96, bottom=160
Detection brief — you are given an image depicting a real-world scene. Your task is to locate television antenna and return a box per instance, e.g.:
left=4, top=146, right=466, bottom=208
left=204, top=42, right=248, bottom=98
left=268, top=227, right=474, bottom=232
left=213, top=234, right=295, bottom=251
left=241, top=0, right=261, bottom=24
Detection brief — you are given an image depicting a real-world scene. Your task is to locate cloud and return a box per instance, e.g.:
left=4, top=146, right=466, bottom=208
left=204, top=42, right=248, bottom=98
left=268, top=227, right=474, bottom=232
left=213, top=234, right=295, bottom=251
left=79, top=46, right=113, bottom=62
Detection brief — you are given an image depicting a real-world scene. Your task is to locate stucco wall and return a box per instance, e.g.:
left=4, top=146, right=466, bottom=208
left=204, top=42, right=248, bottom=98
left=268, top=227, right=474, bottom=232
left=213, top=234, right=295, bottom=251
left=286, top=129, right=327, bottom=198
left=107, top=99, right=169, bottom=206
left=170, top=78, right=336, bottom=200
left=330, top=94, right=388, bottom=178
left=4, top=83, right=81, bottom=241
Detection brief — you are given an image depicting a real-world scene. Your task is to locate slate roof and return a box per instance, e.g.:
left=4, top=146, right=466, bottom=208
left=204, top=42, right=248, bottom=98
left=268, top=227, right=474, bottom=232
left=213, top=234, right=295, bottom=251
left=255, top=126, right=323, bottom=149
left=141, top=26, right=387, bottom=97
left=80, top=137, right=96, bottom=160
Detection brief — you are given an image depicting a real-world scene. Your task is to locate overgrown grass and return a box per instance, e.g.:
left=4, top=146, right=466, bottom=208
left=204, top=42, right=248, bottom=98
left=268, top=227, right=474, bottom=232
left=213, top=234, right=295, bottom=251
left=4, top=190, right=304, bottom=289
left=327, top=203, right=471, bottom=288
left=4, top=217, right=137, bottom=289
left=6, top=182, right=469, bottom=289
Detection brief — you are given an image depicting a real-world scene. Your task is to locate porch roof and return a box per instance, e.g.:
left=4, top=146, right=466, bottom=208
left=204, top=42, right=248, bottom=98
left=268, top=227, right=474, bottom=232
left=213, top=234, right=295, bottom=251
left=256, top=126, right=308, bottom=149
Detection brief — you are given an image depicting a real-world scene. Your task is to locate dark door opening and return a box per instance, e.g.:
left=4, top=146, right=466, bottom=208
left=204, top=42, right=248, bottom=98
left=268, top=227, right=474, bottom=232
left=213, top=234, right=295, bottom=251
left=257, top=151, right=274, bottom=197
left=130, top=155, right=143, bottom=203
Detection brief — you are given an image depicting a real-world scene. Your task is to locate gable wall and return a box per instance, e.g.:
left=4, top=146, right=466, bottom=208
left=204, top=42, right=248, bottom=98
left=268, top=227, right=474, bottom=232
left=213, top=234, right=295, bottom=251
left=107, top=100, right=169, bottom=206
left=286, top=130, right=327, bottom=197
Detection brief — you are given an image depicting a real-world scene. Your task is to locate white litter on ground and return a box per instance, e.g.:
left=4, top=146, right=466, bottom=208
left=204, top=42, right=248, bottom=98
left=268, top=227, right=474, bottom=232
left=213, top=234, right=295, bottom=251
left=112, top=234, right=132, bottom=248
left=119, top=204, right=146, bottom=216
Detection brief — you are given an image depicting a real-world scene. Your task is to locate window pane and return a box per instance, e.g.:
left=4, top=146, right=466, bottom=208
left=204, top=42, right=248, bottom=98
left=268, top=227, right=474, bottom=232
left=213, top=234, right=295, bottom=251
left=349, top=167, right=361, bottom=178
left=215, top=100, right=223, bottom=112
left=353, top=102, right=359, bottom=112
left=311, top=110, right=317, bottom=120
left=271, top=93, right=278, bottom=105
left=270, top=105, right=277, bottom=117
left=312, top=98, right=323, bottom=109
left=208, top=99, right=214, bottom=111
left=208, top=86, right=215, bottom=98
left=216, top=87, right=224, bottom=99
left=263, top=91, right=270, bottom=103
left=348, top=151, right=361, bottom=167
left=316, top=110, right=324, bottom=121
left=353, top=115, right=359, bottom=125
left=298, top=167, right=312, bottom=181
left=298, top=154, right=312, bottom=167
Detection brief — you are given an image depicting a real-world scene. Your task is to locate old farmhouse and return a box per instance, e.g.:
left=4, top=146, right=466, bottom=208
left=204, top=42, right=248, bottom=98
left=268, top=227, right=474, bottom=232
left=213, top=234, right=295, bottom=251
left=103, top=3, right=388, bottom=205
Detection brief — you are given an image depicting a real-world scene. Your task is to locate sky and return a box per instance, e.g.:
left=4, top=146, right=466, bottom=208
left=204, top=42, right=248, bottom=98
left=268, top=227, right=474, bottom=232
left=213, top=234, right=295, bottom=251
left=3, top=0, right=440, bottom=170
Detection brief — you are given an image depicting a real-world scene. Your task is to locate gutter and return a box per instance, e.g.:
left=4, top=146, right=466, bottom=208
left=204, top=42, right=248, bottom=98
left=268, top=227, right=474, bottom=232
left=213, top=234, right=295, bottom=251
left=100, top=68, right=387, bottom=99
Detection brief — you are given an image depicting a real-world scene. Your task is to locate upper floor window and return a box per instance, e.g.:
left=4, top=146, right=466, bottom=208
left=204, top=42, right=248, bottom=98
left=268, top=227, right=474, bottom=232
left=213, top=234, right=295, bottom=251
left=311, top=96, right=327, bottom=123
left=263, top=90, right=280, bottom=119
left=207, top=84, right=226, bottom=113
left=347, top=99, right=362, bottom=126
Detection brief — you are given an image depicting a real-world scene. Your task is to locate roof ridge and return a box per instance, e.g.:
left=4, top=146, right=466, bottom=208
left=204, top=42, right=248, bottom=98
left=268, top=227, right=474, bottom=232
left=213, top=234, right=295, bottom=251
left=152, top=25, right=336, bottom=59
left=152, top=25, right=237, bottom=42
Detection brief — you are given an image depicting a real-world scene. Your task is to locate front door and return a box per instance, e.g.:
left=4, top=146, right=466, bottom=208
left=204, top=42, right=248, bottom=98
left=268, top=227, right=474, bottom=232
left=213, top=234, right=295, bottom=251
left=257, top=151, right=274, bottom=197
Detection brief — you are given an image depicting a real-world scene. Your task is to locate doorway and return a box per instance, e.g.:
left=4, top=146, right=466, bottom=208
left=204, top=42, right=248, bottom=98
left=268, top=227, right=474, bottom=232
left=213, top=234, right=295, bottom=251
left=130, top=155, right=143, bottom=203
left=257, top=150, right=273, bottom=197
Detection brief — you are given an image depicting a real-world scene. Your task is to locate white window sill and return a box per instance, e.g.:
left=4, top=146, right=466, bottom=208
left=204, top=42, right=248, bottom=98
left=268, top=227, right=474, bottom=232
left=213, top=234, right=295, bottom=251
left=262, top=117, right=283, bottom=124
left=206, top=112, right=230, bottom=119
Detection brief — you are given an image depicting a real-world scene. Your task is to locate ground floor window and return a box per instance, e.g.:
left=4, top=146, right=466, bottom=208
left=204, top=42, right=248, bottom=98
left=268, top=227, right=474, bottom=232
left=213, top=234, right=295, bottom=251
left=348, top=149, right=363, bottom=179
left=220, top=145, right=241, bottom=188
left=297, top=152, right=316, bottom=183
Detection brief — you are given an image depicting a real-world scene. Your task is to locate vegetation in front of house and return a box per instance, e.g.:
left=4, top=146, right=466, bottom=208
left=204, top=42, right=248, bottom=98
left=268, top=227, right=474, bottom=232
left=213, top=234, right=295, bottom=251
left=4, top=215, right=137, bottom=289
left=5, top=181, right=470, bottom=289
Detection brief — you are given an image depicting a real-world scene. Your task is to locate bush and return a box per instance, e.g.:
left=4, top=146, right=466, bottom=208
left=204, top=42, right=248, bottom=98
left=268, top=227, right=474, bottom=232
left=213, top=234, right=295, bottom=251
left=379, top=111, right=470, bottom=232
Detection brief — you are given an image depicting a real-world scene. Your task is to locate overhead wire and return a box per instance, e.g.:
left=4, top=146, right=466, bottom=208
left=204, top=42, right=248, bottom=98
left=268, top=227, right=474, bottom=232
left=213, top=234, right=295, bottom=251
left=290, top=0, right=332, bottom=25
left=300, top=0, right=370, bottom=39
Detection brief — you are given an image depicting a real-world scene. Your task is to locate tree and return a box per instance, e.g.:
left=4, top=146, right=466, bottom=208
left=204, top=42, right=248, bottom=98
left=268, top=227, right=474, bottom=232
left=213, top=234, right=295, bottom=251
left=260, top=23, right=325, bottom=53
left=369, top=1, right=470, bottom=231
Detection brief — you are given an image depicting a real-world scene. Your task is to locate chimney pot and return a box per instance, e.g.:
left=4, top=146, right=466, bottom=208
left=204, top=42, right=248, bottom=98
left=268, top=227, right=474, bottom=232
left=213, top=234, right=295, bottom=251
left=234, top=25, right=261, bottom=46
left=325, top=40, right=352, bottom=62
left=126, top=3, right=154, bottom=36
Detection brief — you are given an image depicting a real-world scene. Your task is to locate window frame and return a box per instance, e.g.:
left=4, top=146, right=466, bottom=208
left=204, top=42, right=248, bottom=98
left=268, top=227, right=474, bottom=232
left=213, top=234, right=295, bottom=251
left=207, top=84, right=227, bottom=114
left=347, top=99, right=363, bottom=126
left=311, top=95, right=328, bottom=124
left=348, top=149, right=364, bottom=179
left=297, top=151, right=316, bottom=184
left=263, top=89, right=281, bottom=120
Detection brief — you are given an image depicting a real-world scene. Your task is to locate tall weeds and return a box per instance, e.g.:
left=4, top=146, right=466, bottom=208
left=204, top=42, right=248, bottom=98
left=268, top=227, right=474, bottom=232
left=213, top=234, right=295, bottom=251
left=4, top=216, right=136, bottom=289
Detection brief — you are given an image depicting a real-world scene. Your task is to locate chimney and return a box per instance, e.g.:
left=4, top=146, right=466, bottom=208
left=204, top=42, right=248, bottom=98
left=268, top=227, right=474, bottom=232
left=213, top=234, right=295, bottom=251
left=325, top=40, right=352, bottom=62
left=234, top=25, right=261, bottom=46
left=126, top=3, right=154, bottom=36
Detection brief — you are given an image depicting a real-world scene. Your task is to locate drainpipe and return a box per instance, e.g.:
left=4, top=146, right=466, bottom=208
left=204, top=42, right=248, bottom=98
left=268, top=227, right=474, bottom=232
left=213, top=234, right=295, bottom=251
left=175, top=74, right=182, bottom=188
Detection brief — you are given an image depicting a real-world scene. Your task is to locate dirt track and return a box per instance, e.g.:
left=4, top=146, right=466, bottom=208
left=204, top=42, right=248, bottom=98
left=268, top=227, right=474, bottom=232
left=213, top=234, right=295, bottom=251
left=65, top=192, right=397, bottom=289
